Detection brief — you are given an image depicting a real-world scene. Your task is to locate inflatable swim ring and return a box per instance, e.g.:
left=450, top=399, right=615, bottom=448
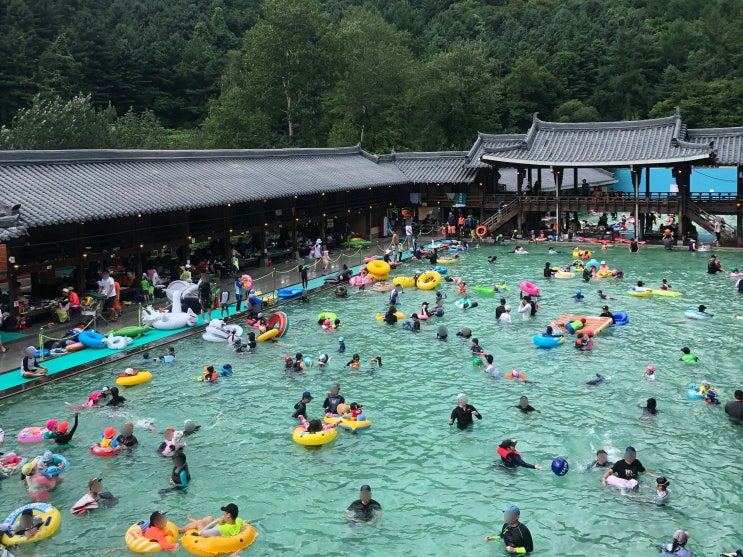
left=533, top=335, right=565, bottom=348
left=610, top=312, right=629, bottom=326
left=49, top=348, right=68, bottom=357
left=125, top=520, right=179, bottom=553
left=371, top=281, right=395, bottom=292
left=505, top=370, right=527, bottom=380
left=78, top=330, right=106, bottom=349
left=0, top=455, right=28, bottom=478
left=437, top=258, right=458, bottom=265
left=375, top=311, right=405, bottom=320
left=65, top=342, right=85, bottom=352
left=519, top=281, right=539, bottom=296
left=292, top=425, right=337, bottom=446
left=34, top=349, right=49, bottom=358
left=349, top=274, right=372, bottom=286
left=17, top=427, right=48, bottom=443
left=116, top=370, right=152, bottom=387
left=277, top=287, right=304, bottom=299
left=686, top=385, right=707, bottom=400
left=433, top=266, right=448, bottom=274
left=366, top=260, right=391, bottom=276
left=36, top=454, right=70, bottom=478
left=1, top=503, right=61, bottom=546
left=367, top=272, right=390, bottom=281
left=584, top=259, right=600, bottom=271
left=105, top=334, right=133, bottom=350
left=257, top=328, right=279, bottom=342
left=455, top=299, right=477, bottom=310
left=89, top=444, right=122, bottom=457
left=475, top=225, right=488, bottom=238
left=472, top=285, right=495, bottom=296
left=317, top=312, right=337, bottom=323
left=555, top=271, right=574, bottom=279
left=684, top=309, right=711, bottom=319
left=392, top=276, right=415, bottom=288
left=181, top=524, right=258, bottom=556
left=627, top=288, right=651, bottom=297
left=417, top=272, right=441, bottom=290
left=266, top=311, right=289, bottom=337
left=324, top=415, right=372, bottom=432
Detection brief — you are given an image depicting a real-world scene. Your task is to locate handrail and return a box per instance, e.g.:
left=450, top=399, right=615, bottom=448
left=686, top=199, right=736, bottom=238
left=481, top=199, right=519, bottom=231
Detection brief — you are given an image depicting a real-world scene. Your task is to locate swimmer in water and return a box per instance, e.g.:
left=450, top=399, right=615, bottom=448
left=338, top=337, right=346, bottom=353
left=317, top=353, right=331, bottom=368
left=680, top=347, right=700, bottom=363
left=586, top=373, right=606, bottom=386
left=106, top=386, right=126, bottom=406
left=411, top=313, right=421, bottom=331
left=449, top=393, right=481, bottom=430
left=199, top=366, right=218, bottom=383
left=487, top=256, right=498, bottom=263
left=497, top=439, right=542, bottom=470
left=292, top=391, right=313, bottom=420
left=509, top=396, right=540, bottom=414
left=436, top=325, right=448, bottom=340
left=345, top=353, right=361, bottom=368
left=323, top=383, right=345, bottom=414
left=588, top=449, right=613, bottom=469
left=116, top=421, right=138, bottom=447
left=643, top=365, right=657, bottom=382
left=470, top=338, right=484, bottom=354
left=572, top=288, right=584, bottom=302
left=596, top=290, right=614, bottom=300
left=482, top=354, right=499, bottom=378
left=639, top=397, right=658, bottom=417
left=370, top=356, right=382, bottom=368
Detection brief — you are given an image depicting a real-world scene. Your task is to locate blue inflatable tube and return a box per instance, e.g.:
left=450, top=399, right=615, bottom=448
left=34, top=349, right=50, bottom=358
left=78, top=330, right=106, bottom=349
left=684, top=309, right=710, bottom=320
left=434, top=266, right=448, bottom=274
left=277, top=287, right=304, bottom=299
left=585, top=258, right=599, bottom=271
left=610, top=311, right=629, bottom=326
left=533, top=334, right=565, bottom=348
left=36, top=454, right=71, bottom=477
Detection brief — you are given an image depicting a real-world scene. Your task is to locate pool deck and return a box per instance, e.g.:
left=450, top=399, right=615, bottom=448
left=0, top=239, right=424, bottom=400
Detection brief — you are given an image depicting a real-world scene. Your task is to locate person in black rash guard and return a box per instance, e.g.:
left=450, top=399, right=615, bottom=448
left=543, top=262, right=553, bottom=278
left=345, top=484, right=382, bottom=524
left=292, top=391, right=313, bottom=420
left=485, top=504, right=534, bottom=553
left=323, top=383, right=345, bottom=414
left=383, top=306, right=398, bottom=325
left=510, top=396, right=540, bottom=414
left=116, top=421, right=138, bottom=447
left=52, top=412, right=79, bottom=444
left=602, top=446, right=657, bottom=485
left=588, top=449, right=612, bottom=469
left=428, top=251, right=438, bottom=265
left=600, top=305, right=615, bottom=324
left=707, top=255, right=719, bottom=274
left=497, top=439, right=543, bottom=470
left=105, top=386, right=126, bottom=407
left=449, top=393, right=481, bottom=430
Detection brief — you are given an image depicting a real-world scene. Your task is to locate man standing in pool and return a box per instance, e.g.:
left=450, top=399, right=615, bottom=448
left=449, top=393, right=482, bottom=429
left=485, top=505, right=534, bottom=553
left=601, top=446, right=658, bottom=486
left=346, top=484, right=382, bottom=524
left=323, top=383, right=345, bottom=414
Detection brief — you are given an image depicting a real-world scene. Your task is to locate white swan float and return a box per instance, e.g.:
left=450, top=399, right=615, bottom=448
left=202, top=318, right=243, bottom=342
left=141, top=280, right=199, bottom=330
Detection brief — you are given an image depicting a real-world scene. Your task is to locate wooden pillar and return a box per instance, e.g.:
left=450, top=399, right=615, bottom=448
left=645, top=167, right=651, bottom=196
left=553, top=167, right=563, bottom=236
left=527, top=168, right=533, bottom=191
left=674, top=164, right=691, bottom=242
left=260, top=201, right=268, bottom=267
left=516, top=168, right=524, bottom=195
left=537, top=168, right=542, bottom=194
left=631, top=166, right=642, bottom=240
left=76, top=222, right=86, bottom=293
left=573, top=168, right=579, bottom=195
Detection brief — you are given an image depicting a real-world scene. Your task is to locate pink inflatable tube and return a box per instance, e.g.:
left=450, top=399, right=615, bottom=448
left=605, top=476, right=638, bottom=489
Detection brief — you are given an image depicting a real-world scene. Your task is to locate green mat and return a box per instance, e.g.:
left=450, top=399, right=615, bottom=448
left=0, top=331, right=29, bottom=341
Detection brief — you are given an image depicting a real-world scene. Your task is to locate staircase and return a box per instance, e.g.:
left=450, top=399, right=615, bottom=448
left=686, top=200, right=736, bottom=241
left=481, top=198, right=520, bottom=233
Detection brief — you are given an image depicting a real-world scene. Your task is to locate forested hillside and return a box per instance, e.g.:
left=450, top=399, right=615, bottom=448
left=1, top=0, right=742, bottom=152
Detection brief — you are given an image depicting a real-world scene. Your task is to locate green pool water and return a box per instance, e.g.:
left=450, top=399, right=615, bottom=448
left=1, top=243, right=742, bottom=557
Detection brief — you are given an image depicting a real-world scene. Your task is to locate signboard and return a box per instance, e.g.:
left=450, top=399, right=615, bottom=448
left=453, top=193, right=467, bottom=207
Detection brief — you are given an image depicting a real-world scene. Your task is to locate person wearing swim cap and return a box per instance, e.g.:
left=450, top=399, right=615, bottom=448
left=218, top=364, right=233, bottom=377
left=292, top=391, right=313, bottom=420
left=456, top=327, right=472, bottom=339
left=449, top=393, right=482, bottom=430
left=602, top=446, right=658, bottom=486
left=323, top=383, right=345, bottom=414
left=317, top=354, right=331, bottom=368
left=485, top=504, right=534, bottom=553
left=509, top=396, right=540, bottom=414
left=345, top=484, right=382, bottom=524
left=572, top=289, right=584, bottom=302
left=659, top=529, right=694, bottom=557
left=47, top=412, right=79, bottom=445
left=436, top=325, right=448, bottom=340
left=337, top=337, right=346, bottom=353
left=543, top=262, right=553, bottom=278
left=144, top=511, right=178, bottom=551
left=178, top=503, right=247, bottom=537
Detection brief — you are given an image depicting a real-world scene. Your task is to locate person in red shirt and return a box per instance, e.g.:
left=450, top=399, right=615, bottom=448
left=143, top=511, right=178, bottom=551
left=67, top=287, right=81, bottom=316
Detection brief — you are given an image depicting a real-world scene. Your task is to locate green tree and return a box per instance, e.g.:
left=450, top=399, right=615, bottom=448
left=34, top=34, right=82, bottom=99
left=649, top=78, right=743, bottom=128
left=324, top=7, right=418, bottom=152
left=0, top=93, right=115, bottom=150
left=111, top=109, right=169, bottom=149
left=203, top=0, right=331, bottom=147
left=501, top=58, right=561, bottom=130
left=554, top=99, right=600, bottom=123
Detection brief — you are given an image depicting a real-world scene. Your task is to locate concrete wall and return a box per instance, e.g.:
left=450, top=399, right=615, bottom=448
left=613, top=167, right=737, bottom=195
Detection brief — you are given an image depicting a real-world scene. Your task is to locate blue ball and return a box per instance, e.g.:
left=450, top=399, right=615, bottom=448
left=551, top=457, right=569, bottom=476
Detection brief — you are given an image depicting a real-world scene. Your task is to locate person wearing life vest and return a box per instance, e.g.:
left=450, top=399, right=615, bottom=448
left=497, top=439, right=543, bottom=470
left=177, top=503, right=247, bottom=537
left=575, top=332, right=593, bottom=350
left=565, top=317, right=586, bottom=334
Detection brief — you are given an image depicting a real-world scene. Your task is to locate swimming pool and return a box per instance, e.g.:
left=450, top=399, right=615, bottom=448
left=1, top=243, right=742, bottom=556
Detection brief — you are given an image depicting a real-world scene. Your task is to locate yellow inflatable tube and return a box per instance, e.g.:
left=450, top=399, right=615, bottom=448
left=116, top=371, right=152, bottom=387
left=257, top=328, right=279, bottom=342
left=181, top=524, right=259, bottom=557
left=292, top=426, right=337, bottom=446
left=417, top=271, right=441, bottom=290
left=1, top=503, right=61, bottom=546
left=437, top=258, right=458, bottom=265
left=366, top=260, right=391, bottom=276
left=392, top=276, right=415, bottom=287
left=375, top=311, right=405, bottom=320
left=125, top=521, right=179, bottom=553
